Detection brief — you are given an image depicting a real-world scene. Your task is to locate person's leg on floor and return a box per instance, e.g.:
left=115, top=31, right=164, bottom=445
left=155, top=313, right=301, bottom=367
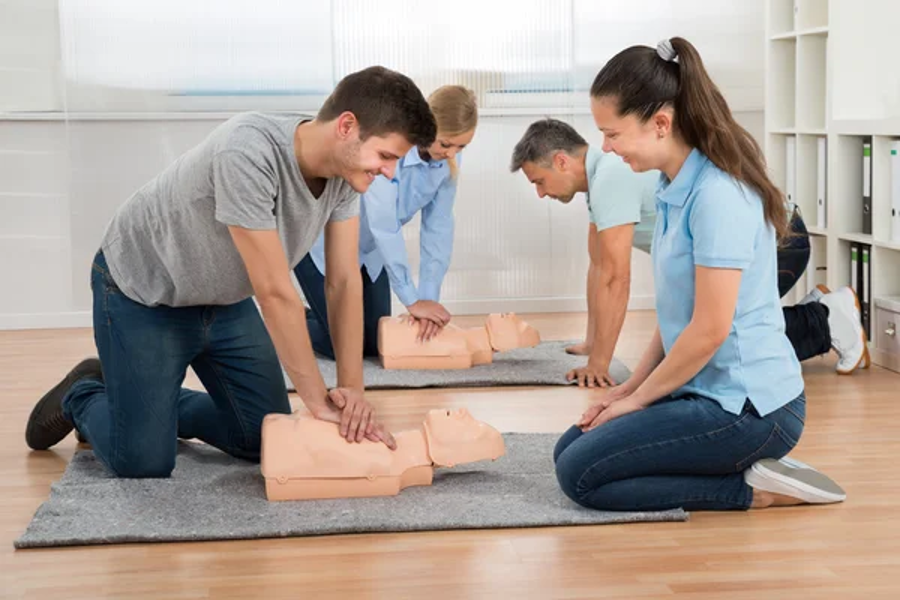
left=293, top=254, right=335, bottom=359
left=820, top=286, right=870, bottom=372
left=553, top=393, right=806, bottom=511
left=61, top=251, right=206, bottom=478
left=783, top=302, right=832, bottom=361
left=362, top=266, right=392, bottom=357
left=179, top=298, right=291, bottom=460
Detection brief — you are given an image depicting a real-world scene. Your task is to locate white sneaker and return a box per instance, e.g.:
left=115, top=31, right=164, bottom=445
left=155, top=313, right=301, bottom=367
left=745, top=456, right=846, bottom=504
left=798, top=284, right=830, bottom=305
left=819, top=286, right=868, bottom=374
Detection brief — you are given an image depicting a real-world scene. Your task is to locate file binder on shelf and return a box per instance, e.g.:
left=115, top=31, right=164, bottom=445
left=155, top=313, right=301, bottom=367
left=863, top=138, right=873, bottom=234
left=786, top=136, right=796, bottom=210
left=862, top=245, right=871, bottom=339
left=817, top=137, right=827, bottom=229
left=891, top=140, right=900, bottom=243
left=851, top=243, right=859, bottom=297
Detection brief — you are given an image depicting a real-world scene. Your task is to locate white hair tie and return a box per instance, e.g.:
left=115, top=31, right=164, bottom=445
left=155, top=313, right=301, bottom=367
left=656, top=39, right=678, bottom=63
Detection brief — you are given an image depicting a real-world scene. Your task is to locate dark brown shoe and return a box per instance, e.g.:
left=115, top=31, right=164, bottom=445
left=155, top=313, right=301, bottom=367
left=26, top=358, right=103, bottom=450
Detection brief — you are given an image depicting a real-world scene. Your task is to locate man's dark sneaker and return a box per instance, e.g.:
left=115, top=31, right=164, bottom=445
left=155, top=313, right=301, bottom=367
left=26, top=358, right=103, bottom=450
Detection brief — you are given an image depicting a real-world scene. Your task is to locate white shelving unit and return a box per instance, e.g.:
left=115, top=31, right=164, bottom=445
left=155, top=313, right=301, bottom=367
left=765, top=0, right=900, bottom=373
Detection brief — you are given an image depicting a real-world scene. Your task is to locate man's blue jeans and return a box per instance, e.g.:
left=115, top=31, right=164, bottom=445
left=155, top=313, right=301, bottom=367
left=554, top=393, right=806, bottom=511
left=62, top=251, right=291, bottom=478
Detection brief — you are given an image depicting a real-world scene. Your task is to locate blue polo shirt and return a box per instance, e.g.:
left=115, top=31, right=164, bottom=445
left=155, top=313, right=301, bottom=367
left=654, top=148, right=803, bottom=417
left=584, top=146, right=658, bottom=253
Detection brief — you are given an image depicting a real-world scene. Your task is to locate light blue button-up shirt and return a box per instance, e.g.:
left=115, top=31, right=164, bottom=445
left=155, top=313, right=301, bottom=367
left=309, top=145, right=457, bottom=307
left=653, top=148, right=803, bottom=417
left=584, top=146, right=658, bottom=253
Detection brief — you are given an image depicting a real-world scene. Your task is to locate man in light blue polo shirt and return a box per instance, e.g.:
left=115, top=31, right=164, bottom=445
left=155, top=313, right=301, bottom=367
left=511, top=118, right=657, bottom=386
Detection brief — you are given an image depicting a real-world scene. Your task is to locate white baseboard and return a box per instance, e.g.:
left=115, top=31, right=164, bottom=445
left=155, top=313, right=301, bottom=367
left=0, top=311, right=92, bottom=331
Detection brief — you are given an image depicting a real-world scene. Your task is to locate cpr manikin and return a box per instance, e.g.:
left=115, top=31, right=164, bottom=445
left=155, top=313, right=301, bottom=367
left=378, top=312, right=541, bottom=370
left=261, top=408, right=505, bottom=501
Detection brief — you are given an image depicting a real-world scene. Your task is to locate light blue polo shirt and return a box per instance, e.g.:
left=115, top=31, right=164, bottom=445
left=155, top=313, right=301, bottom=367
left=654, top=148, right=803, bottom=417
left=585, top=146, right=658, bottom=253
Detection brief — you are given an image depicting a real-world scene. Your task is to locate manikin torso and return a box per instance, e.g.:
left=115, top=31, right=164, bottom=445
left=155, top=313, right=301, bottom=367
left=377, top=313, right=541, bottom=369
left=261, top=408, right=505, bottom=501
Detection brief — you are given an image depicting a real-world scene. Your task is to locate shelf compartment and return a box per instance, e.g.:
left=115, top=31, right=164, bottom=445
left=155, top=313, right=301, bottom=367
left=832, top=135, right=869, bottom=236
left=796, top=34, right=827, bottom=132
left=767, top=39, right=797, bottom=131
left=769, top=0, right=797, bottom=36
left=795, top=134, right=827, bottom=228
left=796, top=0, right=828, bottom=30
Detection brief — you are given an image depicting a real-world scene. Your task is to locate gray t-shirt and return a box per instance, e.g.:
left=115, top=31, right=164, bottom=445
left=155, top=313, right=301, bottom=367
left=101, top=112, right=359, bottom=307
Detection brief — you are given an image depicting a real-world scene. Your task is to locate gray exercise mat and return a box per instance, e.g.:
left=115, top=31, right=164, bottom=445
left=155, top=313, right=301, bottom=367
left=284, top=341, right=632, bottom=390
left=15, top=434, right=686, bottom=549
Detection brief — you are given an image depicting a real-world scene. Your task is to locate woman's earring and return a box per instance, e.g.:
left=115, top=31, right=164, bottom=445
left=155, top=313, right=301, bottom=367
left=657, top=131, right=664, bottom=140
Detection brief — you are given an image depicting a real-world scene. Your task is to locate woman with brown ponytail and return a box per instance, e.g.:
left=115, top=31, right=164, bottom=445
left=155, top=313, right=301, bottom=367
left=554, top=38, right=846, bottom=512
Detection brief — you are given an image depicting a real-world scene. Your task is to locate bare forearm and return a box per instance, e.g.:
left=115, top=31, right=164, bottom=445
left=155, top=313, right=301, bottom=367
left=630, top=322, right=722, bottom=406
left=257, top=294, right=328, bottom=411
left=630, top=327, right=666, bottom=387
left=326, top=273, right=364, bottom=391
left=587, top=276, right=629, bottom=370
left=584, top=264, right=600, bottom=343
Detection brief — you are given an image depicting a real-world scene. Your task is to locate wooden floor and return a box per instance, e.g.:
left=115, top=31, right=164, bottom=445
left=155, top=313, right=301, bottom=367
left=2, top=311, right=899, bottom=599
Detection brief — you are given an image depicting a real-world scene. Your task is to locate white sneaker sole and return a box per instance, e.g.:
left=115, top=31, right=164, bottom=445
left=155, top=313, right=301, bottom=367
left=832, top=287, right=869, bottom=375
left=745, top=457, right=846, bottom=504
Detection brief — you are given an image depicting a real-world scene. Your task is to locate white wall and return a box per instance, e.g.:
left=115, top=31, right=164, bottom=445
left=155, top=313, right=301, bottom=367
left=0, top=0, right=765, bottom=330
left=0, top=0, right=61, bottom=112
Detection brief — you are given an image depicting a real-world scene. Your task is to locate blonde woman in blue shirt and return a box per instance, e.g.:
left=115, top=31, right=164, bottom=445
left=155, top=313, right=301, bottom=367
left=554, top=38, right=846, bottom=512
left=295, top=85, right=478, bottom=358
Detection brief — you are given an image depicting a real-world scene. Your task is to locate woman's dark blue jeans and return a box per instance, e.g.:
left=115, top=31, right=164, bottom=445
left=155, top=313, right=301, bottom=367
left=554, top=393, right=806, bottom=511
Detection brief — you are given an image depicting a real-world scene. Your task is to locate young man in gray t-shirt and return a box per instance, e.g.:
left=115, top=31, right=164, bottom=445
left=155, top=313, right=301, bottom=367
left=26, top=67, right=437, bottom=478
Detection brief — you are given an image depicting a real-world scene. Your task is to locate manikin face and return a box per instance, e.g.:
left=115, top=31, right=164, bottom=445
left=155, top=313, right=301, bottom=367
left=485, top=312, right=541, bottom=351
left=424, top=128, right=476, bottom=161
left=591, top=95, right=670, bottom=173
left=425, top=408, right=494, bottom=442
left=424, top=408, right=505, bottom=466
left=334, top=112, right=413, bottom=193
left=520, top=156, right=580, bottom=204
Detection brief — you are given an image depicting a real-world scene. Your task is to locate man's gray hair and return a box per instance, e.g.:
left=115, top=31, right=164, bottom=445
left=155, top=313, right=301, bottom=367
left=510, top=118, right=589, bottom=172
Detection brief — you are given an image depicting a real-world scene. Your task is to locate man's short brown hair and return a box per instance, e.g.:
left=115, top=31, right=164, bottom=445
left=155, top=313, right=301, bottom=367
left=319, top=66, right=436, bottom=148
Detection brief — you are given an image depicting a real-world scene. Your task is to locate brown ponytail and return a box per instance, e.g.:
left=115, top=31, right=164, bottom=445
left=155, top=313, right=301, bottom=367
left=591, top=37, right=789, bottom=241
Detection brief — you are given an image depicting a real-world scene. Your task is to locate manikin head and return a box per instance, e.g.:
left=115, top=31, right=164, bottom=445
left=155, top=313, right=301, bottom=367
left=510, top=118, right=589, bottom=204
left=317, top=66, right=437, bottom=193
left=422, top=85, right=478, bottom=179
left=485, top=313, right=541, bottom=352
left=589, top=37, right=790, bottom=240
left=423, top=408, right=505, bottom=467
